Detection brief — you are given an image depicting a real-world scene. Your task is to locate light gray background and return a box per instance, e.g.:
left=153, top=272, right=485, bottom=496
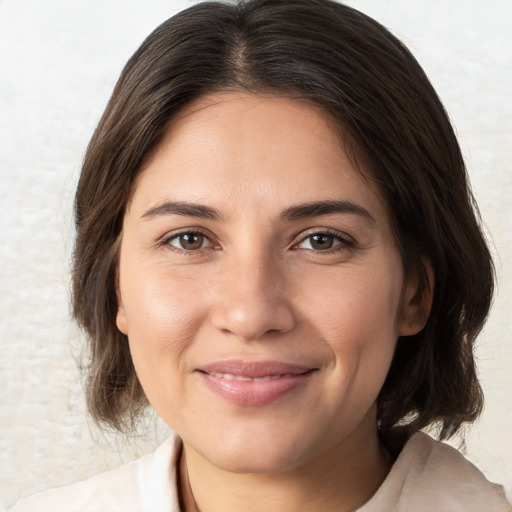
left=1, top=0, right=511, bottom=508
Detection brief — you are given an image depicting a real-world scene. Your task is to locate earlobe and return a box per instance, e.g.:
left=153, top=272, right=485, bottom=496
left=399, top=261, right=434, bottom=336
left=116, top=304, right=128, bottom=335
left=115, top=268, right=128, bottom=335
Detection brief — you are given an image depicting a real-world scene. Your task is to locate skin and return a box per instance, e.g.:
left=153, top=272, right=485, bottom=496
left=116, top=92, right=431, bottom=512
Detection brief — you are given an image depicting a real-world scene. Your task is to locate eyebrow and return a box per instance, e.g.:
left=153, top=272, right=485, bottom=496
left=141, top=201, right=222, bottom=221
left=280, top=200, right=375, bottom=224
left=141, top=199, right=375, bottom=224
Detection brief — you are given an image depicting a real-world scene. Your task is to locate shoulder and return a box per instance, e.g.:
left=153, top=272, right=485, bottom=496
left=9, top=436, right=182, bottom=512
left=360, top=432, right=511, bottom=512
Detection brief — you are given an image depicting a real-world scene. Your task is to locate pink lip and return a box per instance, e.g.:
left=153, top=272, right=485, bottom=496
left=196, top=360, right=317, bottom=406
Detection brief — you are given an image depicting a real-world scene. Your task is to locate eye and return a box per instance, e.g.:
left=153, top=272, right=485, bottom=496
left=295, top=231, right=353, bottom=252
left=167, top=231, right=213, bottom=251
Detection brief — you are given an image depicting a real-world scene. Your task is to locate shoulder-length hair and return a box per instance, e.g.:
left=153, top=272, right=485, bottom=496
left=72, top=0, right=493, bottom=438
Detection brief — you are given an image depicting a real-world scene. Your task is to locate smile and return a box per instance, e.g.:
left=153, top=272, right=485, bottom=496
left=196, top=360, right=317, bottom=406
left=204, top=372, right=300, bottom=382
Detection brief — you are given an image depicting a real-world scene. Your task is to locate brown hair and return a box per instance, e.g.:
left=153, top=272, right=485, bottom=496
left=72, top=0, right=494, bottom=438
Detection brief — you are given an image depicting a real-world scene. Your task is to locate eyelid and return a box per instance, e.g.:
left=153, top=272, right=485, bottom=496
left=158, top=227, right=219, bottom=253
left=156, top=226, right=354, bottom=255
left=292, top=228, right=355, bottom=251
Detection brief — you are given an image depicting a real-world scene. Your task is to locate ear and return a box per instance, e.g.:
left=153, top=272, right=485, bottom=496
left=399, top=261, right=434, bottom=336
left=115, top=266, right=129, bottom=335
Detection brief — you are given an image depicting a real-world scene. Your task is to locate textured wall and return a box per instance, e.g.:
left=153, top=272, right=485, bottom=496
left=1, top=0, right=511, bottom=508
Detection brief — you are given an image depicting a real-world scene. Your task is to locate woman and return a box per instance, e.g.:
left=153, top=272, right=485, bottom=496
left=11, top=0, right=510, bottom=510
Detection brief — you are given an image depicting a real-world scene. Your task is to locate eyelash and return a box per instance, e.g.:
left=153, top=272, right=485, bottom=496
left=158, top=228, right=354, bottom=255
left=159, top=229, right=217, bottom=255
left=292, top=229, right=354, bottom=254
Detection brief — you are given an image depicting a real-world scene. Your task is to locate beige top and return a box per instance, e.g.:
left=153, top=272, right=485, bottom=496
left=10, top=432, right=511, bottom=512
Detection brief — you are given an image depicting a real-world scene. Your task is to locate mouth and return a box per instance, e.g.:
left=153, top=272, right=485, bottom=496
left=203, top=372, right=302, bottom=382
left=196, top=360, right=318, bottom=406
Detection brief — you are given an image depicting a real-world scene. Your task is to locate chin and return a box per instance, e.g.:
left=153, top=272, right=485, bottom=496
left=192, top=422, right=325, bottom=475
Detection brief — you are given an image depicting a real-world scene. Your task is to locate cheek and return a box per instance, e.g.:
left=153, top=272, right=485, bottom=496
left=119, top=262, right=216, bottom=425
left=303, top=263, right=402, bottom=342
left=300, top=262, right=402, bottom=391
left=120, top=262, right=209, bottom=376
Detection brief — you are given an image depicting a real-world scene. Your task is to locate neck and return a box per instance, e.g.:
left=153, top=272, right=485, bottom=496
left=179, top=424, right=390, bottom=512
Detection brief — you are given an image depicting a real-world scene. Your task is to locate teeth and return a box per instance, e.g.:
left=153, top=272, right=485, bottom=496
left=207, top=372, right=292, bottom=381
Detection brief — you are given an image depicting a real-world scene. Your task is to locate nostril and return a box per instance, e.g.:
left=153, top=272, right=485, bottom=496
left=212, top=303, right=296, bottom=341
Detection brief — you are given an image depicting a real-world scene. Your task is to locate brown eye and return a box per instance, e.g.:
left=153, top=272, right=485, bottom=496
left=309, top=234, right=335, bottom=250
left=296, top=232, right=352, bottom=252
left=168, top=232, right=211, bottom=251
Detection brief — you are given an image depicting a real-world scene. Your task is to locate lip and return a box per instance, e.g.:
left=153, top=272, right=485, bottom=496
left=196, top=360, right=317, bottom=406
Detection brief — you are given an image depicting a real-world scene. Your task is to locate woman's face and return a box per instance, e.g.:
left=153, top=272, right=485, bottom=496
left=116, top=92, right=424, bottom=474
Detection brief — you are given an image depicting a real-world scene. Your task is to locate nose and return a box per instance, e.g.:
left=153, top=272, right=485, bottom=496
left=211, top=252, right=296, bottom=341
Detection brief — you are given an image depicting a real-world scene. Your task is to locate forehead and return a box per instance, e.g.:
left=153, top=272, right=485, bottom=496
left=130, top=92, right=388, bottom=223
